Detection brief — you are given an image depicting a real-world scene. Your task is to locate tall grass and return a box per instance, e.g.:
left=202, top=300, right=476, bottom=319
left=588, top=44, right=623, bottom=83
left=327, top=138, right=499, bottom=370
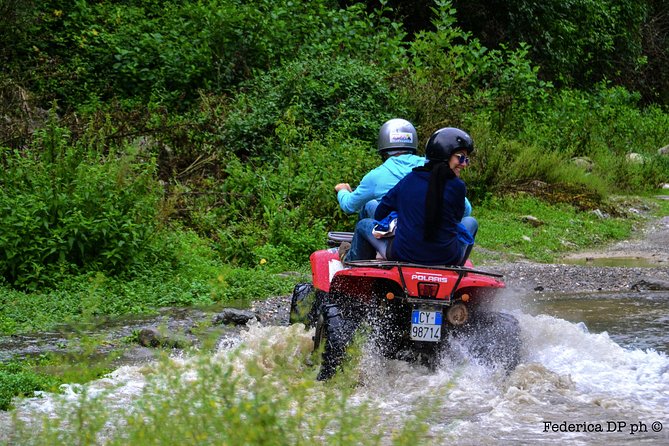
left=471, top=195, right=636, bottom=263
left=0, top=229, right=298, bottom=335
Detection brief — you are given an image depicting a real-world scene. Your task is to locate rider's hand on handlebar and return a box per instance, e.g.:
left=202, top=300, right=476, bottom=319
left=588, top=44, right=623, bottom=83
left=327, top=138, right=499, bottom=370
left=334, top=183, right=352, bottom=193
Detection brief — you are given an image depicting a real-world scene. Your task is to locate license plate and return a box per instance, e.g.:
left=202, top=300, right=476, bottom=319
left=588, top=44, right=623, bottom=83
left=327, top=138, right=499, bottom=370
left=410, top=309, right=442, bottom=342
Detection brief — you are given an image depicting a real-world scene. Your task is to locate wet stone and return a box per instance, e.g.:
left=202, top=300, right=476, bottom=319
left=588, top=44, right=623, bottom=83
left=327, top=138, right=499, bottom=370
left=137, top=327, right=189, bottom=348
left=137, top=328, right=163, bottom=348
left=212, top=309, right=260, bottom=326
left=116, top=346, right=159, bottom=366
left=630, top=278, right=669, bottom=291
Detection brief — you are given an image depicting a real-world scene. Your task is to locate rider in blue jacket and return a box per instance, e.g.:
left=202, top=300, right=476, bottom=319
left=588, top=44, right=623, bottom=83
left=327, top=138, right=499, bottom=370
left=344, top=127, right=478, bottom=265
left=335, top=119, right=471, bottom=219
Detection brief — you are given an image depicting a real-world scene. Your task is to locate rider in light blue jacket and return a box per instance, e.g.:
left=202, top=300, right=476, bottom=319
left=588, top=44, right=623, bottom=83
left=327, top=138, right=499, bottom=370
left=335, top=119, right=471, bottom=219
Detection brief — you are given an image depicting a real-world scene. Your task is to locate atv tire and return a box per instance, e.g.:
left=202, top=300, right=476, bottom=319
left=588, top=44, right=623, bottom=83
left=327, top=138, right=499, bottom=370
left=289, top=282, right=325, bottom=328
left=459, top=312, right=522, bottom=371
left=315, top=303, right=360, bottom=381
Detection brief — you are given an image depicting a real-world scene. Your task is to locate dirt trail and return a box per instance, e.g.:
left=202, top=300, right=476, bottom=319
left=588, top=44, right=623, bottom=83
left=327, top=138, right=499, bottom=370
left=484, top=211, right=669, bottom=294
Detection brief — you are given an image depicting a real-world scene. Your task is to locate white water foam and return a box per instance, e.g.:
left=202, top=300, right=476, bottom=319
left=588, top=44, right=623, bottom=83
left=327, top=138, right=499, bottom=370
left=346, top=310, right=669, bottom=445
left=517, top=312, right=669, bottom=412
left=2, top=314, right=668, bottom=445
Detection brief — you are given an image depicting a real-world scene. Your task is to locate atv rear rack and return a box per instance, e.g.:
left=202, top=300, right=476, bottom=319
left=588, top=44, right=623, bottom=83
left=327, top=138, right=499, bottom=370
left=342, top=260, right=504, bottom=278
left=327, top=231, right=355, bottom=246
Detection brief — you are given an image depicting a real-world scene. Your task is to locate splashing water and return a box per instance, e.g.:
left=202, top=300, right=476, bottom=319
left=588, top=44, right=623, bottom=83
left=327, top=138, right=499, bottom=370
left=343, top=307, right=668, bottom=445
left=2, top=307, right=668, bottom=445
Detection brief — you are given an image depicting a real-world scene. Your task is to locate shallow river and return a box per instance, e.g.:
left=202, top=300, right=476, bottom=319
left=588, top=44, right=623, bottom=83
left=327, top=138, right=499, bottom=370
left=2, top=288, right=668, bottom=445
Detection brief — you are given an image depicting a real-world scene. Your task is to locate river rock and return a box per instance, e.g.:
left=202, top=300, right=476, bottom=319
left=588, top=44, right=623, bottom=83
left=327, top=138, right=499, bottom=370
left=520, top=215, right=544, bottom=227
left=212, top=309, right=260, bottom=326
left=630, top=278, right=669, bottom=291
left=658, top=144, right=669, bottom=156
left=137, top=328, right=165, bottom=347
left=626, top=152, right=644, bottom=164
left=571, top=156, right=594, bottom=172
left=137, top=327, right=189, bottom=348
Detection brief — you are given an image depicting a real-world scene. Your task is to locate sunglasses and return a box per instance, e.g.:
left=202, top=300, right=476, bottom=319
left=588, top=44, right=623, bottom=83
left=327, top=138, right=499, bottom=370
left=453, top=153, right=470, bottom=165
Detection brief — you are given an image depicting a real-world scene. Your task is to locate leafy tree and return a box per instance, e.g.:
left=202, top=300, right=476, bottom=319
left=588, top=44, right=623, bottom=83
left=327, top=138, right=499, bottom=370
left=637, top=0, right=669, bottom=104
left=453, top=0, right=647, bottom=89
left=346, top=0, right=664, bottom=104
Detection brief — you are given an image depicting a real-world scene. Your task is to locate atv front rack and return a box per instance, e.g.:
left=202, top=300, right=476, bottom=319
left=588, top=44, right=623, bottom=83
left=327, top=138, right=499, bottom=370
left=327, top=231, right=354, bottom=246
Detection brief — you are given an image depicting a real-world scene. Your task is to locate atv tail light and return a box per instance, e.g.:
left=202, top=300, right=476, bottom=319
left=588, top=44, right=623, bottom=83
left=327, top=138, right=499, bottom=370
left=417, top=282, right=439, bottom=298
left=386, top=292, right=395, bottom=300
left=461, top=293, right=470, bottom=302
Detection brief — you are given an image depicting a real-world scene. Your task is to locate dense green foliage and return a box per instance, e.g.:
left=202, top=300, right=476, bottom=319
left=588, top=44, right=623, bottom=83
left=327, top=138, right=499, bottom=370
left=365, top=0, right=669, bottom=104
left=0, top=0, right=668, bottom=332
left=0, top=119, right=160, bottom=289
left=454, top=1, right=647, bottom=88
left=4, top=0, right=405, bottom=110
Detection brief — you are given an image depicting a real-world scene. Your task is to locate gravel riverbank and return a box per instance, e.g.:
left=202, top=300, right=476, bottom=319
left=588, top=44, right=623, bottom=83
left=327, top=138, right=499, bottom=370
left=492, top=214, right=669, bottom=294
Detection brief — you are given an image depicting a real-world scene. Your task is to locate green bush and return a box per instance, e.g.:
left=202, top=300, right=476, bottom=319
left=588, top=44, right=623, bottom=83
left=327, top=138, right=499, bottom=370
left=18, top=0, right=407, bottom=110
left=461, top=119, right=608, bottom=204
left=221, top=56, right=405, bottom=160
left=403, top=0, right=552, bottom=137
left=493, top=0, right=646, bottom=89
left=0, top=120, right=161, bottom=289
left=203, top=133, right=379, bottom=268
left=512, top=85, right=669, bottom=192
left=0, top=362, right=59, bottom=411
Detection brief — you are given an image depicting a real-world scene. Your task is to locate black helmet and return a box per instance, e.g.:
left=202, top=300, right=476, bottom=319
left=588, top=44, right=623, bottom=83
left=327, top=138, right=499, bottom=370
left=377, top=118, right=418, bottom=154
left=424, top=127, right=474, bottom=162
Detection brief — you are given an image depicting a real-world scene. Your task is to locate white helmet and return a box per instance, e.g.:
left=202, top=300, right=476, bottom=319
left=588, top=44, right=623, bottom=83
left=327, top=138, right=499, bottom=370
left=377, top=118, right=418, bottom=154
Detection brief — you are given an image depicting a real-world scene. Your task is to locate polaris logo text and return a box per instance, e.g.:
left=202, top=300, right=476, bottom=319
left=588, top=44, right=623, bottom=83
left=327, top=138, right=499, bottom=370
left=411, top=273, right=448, bottom=283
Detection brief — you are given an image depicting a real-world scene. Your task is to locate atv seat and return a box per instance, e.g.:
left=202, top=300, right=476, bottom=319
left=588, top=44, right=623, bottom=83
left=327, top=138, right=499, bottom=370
left=327, top=231, right=475, bottom=267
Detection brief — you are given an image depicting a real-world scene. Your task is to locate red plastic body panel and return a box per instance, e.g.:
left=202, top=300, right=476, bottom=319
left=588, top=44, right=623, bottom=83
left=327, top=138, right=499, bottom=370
left=309, top=249, right=505, bottom=301
left=310, top=248, right=342, bottom=293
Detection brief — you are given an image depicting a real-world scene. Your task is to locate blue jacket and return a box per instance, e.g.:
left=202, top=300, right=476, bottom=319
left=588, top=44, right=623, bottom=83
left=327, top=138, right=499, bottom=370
left=337, top=154, right=472, bottom=216
left=375, top=170, right=466, bottom=265
left=337, top=154, right=426, bottom=214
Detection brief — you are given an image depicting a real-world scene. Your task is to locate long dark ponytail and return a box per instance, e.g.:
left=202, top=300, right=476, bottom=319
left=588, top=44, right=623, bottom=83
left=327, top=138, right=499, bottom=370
left=413, top=161, right=455, bottom=241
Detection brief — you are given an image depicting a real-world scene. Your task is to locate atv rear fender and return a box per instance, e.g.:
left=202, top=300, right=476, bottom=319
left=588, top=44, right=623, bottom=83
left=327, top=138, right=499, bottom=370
left=310, top=248, right=505, bottom=302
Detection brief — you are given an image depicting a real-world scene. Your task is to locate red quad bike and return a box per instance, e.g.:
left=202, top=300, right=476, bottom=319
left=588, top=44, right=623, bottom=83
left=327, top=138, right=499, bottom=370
left=290, top=232, right=522, bottom=380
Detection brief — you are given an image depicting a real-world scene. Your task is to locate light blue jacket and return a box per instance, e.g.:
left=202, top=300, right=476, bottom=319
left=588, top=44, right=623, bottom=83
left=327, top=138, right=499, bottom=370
left=337, top=154, right=473, bottom=216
